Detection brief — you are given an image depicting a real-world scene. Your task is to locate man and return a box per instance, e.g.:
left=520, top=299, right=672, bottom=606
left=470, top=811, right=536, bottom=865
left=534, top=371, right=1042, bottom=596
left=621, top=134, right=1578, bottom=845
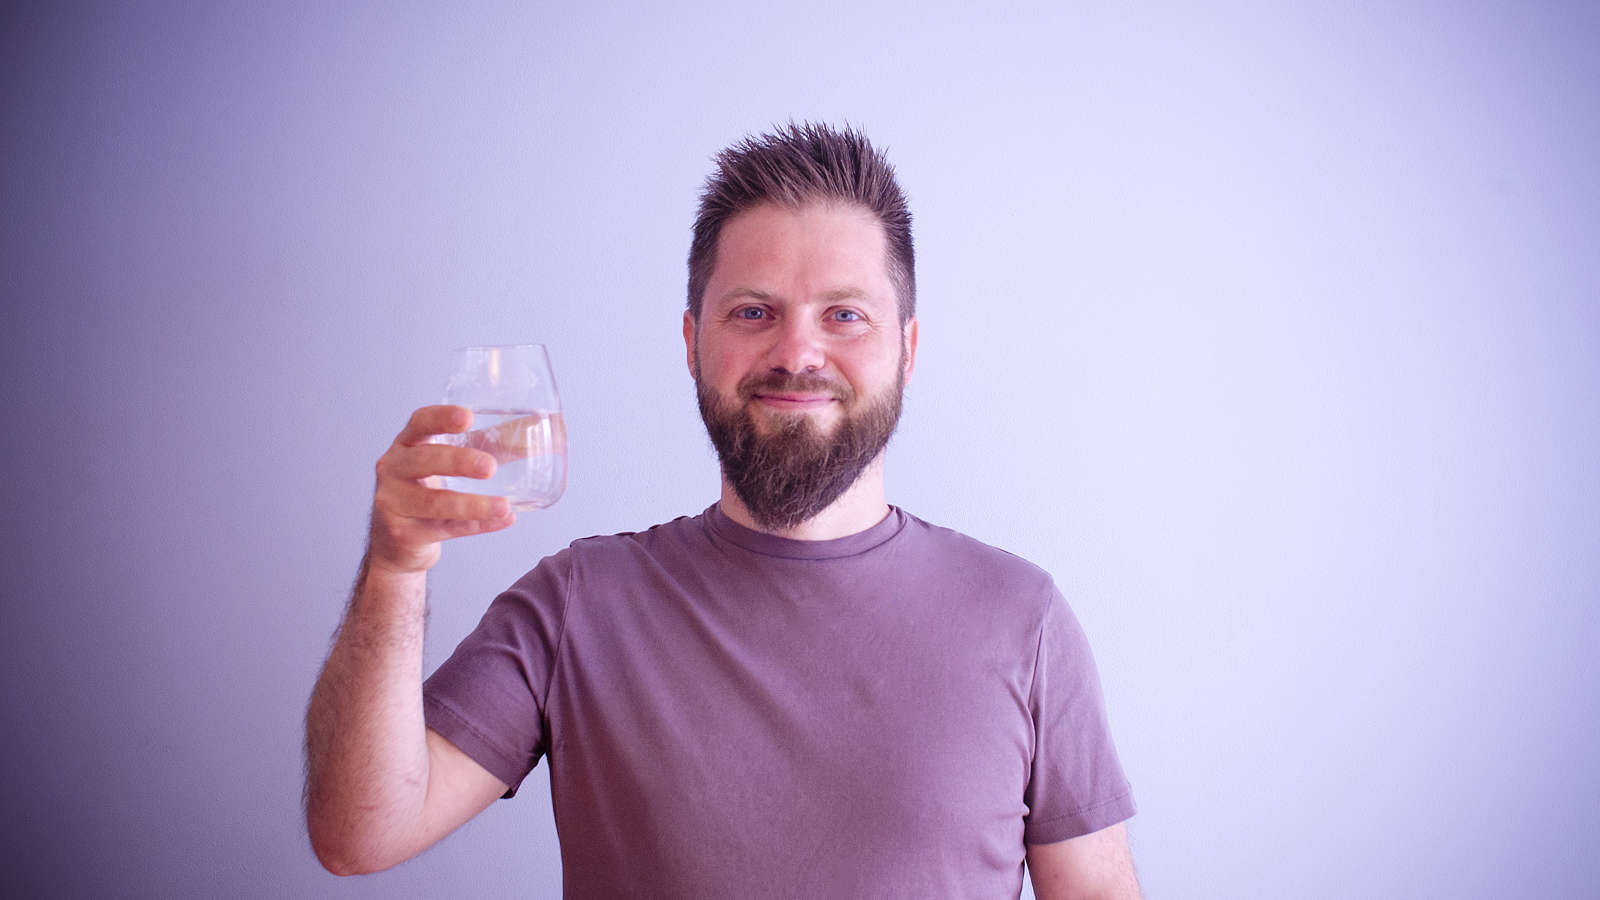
left=306, top=123, right=1139, bottom=898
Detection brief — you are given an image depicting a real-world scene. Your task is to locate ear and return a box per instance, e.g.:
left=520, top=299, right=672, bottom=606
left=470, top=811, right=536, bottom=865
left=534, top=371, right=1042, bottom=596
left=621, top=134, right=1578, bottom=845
left=901, top=316, right=919, bottom=386
left=683, top=310, right=698, bottom=378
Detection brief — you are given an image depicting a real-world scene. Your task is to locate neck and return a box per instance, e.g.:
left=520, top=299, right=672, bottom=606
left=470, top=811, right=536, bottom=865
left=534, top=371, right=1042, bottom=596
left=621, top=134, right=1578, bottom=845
left=717, top=455, right=890, bottom=541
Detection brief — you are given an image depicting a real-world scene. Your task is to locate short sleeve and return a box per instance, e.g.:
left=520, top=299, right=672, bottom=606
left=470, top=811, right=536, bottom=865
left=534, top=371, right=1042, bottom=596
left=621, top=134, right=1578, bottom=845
left=422, top=548, right=573, bottom=798
left=1021, top=587, right=1137, bottom=843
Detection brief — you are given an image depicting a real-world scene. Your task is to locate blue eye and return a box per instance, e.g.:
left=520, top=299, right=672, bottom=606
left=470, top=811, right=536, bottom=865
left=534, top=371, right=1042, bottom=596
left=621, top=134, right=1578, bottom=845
left=735, top=307, right=767, bottom=320
left=831, top=309, right=862, bottom=323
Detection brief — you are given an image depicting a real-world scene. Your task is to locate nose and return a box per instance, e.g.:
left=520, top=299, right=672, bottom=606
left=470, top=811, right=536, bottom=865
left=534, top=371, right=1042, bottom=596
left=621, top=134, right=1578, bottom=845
left=768, top=316, right=826, bottom=373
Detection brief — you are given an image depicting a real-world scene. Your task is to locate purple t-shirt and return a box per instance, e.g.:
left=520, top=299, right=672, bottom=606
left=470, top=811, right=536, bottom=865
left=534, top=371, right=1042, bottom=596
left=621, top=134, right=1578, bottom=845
left=423, top=504, right=1134, bottom=897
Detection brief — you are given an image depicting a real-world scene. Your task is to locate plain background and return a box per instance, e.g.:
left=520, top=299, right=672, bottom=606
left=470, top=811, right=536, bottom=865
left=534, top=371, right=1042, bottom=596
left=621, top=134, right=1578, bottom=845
left=3, top=2, right=1596, bottom=897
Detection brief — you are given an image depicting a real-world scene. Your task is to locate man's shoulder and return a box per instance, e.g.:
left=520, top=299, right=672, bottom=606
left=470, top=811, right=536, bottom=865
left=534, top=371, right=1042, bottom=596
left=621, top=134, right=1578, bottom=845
left=499, top=510, right=712, bottom=598
left=894, top=508, right=1057, bottom=592
left=564, top=507, right=715, bottom=557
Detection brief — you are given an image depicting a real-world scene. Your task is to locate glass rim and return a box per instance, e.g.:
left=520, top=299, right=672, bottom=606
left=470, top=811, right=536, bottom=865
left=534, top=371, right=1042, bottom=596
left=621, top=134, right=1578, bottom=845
left=452, top=343, right=550, bottom=352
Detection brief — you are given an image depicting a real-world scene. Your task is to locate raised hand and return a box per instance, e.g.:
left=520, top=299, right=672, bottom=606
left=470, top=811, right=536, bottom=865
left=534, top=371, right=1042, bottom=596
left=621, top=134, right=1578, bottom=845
left=366, top=404, right=516, bottom=575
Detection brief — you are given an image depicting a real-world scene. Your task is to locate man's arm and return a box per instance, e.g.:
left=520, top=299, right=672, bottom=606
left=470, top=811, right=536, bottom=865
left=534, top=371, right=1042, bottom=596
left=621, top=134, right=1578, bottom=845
left=304, top=405, right=516, bottom=875
left=1026, top=822, right=1142, bottom=900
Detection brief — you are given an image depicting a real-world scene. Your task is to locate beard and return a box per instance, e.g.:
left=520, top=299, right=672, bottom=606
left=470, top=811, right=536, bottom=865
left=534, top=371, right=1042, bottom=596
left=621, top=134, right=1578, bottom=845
left=696, top=365, right=905, bottom=532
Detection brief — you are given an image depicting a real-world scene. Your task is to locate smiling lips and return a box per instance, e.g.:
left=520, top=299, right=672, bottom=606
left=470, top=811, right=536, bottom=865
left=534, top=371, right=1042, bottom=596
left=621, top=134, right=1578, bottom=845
left=739, top=372, right=850, bottom=410
left=753, top=391, right=837, bottom=410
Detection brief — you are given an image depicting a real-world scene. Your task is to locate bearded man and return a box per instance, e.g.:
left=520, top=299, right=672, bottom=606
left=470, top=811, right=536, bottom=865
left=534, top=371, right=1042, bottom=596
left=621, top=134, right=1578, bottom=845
left=306, top=123, right=1140, bottom=899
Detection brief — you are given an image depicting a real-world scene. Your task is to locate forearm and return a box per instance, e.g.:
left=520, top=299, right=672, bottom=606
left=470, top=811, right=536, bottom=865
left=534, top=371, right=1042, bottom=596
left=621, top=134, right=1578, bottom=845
left=305, top=556, right=433, bottom=874
left=305, top=405, right=516, bottom=873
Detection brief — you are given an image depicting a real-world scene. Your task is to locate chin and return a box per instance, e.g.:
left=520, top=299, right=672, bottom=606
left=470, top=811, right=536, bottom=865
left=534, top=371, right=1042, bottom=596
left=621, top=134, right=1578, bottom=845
left=753, top=408, right=842, bottom=434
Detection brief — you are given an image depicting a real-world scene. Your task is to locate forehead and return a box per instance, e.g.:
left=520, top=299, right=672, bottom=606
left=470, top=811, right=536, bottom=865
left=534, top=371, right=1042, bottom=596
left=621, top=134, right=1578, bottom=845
left=706, top=202, right=895, bottom=309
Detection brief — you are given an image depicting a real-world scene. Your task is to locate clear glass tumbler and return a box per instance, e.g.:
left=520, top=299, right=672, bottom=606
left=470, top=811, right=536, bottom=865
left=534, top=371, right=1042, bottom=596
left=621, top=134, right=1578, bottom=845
left=437, top=344, right=566, bottom=511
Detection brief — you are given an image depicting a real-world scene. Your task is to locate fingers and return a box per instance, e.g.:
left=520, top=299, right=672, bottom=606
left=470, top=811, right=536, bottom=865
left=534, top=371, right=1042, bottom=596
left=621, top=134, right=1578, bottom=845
left=377, top=409, right=509, bottom=519
left=377, top=478, right=510, bottom=523
left=384, top=508, right=516, bottom=548
left=395, top=405, right=472, bottom=447
left=379, top=442, right=497, bottom=482
left=435, top=511, right=518, bottom=540
left=365, top=405, right=520, bottom=574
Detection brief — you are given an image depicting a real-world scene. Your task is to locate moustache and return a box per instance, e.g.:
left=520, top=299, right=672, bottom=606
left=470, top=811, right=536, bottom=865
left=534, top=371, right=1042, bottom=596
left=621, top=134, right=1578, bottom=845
left=736, top=372, right=852, bottom=403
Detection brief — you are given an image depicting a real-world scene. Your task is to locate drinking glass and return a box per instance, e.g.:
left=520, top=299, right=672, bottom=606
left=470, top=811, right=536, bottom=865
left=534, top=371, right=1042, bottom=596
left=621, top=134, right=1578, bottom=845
left=436, top=344, right=567, bottom=511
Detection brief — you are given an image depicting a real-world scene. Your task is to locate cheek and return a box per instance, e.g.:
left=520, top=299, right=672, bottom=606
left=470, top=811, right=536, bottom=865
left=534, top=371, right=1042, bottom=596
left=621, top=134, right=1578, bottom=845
left=843, top=345, right=901, bottom=384
left=698, top=351, right=747, bottom=390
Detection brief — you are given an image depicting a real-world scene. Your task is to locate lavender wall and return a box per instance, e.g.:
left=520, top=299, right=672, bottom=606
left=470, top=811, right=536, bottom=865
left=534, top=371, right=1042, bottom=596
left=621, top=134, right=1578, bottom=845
left=4, top=2, right=1596, bottom=897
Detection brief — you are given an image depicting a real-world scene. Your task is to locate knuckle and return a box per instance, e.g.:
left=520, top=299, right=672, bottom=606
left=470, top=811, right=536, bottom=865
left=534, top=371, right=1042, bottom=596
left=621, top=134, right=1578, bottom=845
left=375, top=449, right=408, bottom=480
left=371, top=486, right=397, bottom=516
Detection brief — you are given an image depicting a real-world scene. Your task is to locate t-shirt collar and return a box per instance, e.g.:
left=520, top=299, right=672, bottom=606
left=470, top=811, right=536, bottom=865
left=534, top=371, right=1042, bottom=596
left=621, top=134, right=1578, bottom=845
left=702, top=502, right=906, bottom=560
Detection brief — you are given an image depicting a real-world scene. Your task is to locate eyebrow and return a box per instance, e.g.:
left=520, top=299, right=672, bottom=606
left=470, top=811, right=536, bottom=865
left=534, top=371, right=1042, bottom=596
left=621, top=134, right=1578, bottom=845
left=712, top=286, right=877, bottom=308
left=713, top=287, right=772, bottom=307
left=821, top=287, right=872, bottom=302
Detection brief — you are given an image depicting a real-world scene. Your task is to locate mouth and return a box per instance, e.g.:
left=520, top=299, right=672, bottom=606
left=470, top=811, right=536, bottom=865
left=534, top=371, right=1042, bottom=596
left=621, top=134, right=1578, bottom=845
left=751, top=392, right=838, bottom=411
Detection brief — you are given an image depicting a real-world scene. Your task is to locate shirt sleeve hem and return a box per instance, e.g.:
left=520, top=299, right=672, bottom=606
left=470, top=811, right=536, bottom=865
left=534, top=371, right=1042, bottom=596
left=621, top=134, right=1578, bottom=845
left=423, top=693, right=533, bottom=799
left=1023, top=787, right=1138, bottom=845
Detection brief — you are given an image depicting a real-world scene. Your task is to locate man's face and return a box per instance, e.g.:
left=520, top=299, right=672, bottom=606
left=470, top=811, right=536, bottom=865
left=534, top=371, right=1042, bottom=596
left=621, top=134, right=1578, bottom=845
left=684, top=201, right=918, bottom=531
